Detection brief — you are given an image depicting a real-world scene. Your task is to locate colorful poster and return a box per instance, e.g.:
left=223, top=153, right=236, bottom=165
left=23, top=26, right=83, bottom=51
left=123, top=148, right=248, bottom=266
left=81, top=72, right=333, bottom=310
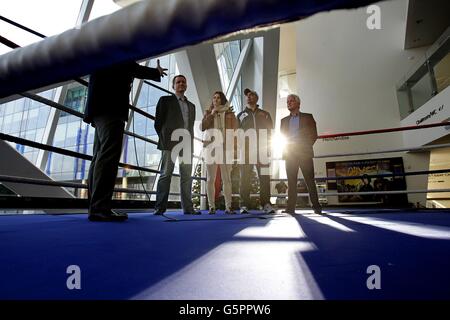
left=326, top=157, right=408, bottom=203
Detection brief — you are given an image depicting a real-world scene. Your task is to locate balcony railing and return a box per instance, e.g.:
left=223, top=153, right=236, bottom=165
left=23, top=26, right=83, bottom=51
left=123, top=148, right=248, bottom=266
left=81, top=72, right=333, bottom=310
left=397, top=27, right=450, bottom=119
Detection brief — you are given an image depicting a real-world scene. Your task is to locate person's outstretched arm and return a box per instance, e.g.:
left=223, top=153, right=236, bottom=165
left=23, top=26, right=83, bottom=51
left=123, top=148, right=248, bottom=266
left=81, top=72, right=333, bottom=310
left=132, top=59, right=167, bottom=81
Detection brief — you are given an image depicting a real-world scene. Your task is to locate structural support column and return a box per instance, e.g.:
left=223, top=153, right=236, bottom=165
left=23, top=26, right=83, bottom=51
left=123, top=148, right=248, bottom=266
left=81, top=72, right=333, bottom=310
left=36, top=0, right=95, bottom=172
left=35, top=86, right=66, bottom=171
left=261, top=27, right=280, bottom=121
left=225, top=39, right=252, bottom=102
left=175, top=44, right=222, bottom=113
left=241, top=27, right=280, bottom=117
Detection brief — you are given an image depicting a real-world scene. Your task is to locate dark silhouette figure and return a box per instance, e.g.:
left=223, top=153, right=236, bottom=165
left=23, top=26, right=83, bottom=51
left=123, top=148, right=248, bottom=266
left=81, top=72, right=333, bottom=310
left=84, top=61, right=166, bottom=222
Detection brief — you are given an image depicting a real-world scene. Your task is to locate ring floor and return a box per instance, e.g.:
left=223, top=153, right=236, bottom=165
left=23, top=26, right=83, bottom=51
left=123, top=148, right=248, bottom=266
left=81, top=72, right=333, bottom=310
left=1, top=209, right=449, bottom=299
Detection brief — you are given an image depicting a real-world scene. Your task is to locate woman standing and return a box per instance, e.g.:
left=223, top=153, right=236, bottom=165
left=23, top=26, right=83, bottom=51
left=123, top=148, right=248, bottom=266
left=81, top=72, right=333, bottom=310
left=201, top=91, right=237, bottom=214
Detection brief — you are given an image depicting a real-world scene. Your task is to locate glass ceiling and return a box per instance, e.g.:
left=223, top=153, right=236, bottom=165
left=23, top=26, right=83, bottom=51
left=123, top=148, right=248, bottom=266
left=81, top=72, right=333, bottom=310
left=0, top=0, right=122, bottom=55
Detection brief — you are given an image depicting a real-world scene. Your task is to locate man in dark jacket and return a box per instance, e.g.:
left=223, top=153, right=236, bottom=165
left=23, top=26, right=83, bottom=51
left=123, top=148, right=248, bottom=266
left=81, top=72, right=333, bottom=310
left=153, top=75, right=200, bottom=215
left=236, top=88, right=274, bottom=214
left=280, top=94, right=322, bottom=214
left=84, top=60, right=166, bottom=222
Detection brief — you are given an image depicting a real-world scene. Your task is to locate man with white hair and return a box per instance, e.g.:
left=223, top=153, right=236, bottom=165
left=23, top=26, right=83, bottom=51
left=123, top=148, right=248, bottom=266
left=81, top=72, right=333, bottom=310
left=280, top=94, right=322, bottom=214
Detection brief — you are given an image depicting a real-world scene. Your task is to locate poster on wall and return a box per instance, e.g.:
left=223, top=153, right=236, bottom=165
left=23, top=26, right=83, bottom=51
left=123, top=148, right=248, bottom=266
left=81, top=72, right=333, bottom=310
left=326, top=157, right=408, bottom=203
left=428, top=171, right=450, bottom=200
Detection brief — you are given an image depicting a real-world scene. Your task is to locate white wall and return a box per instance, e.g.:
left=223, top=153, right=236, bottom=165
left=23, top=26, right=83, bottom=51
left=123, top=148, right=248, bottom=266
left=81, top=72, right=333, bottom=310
left=291, top=0, right=430, bottom=205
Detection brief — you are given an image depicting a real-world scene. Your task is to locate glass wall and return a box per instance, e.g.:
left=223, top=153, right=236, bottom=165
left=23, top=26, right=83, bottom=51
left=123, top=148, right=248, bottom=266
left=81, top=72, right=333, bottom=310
left=397, top=30, right=450, bottom=119
left=64, top=83, right=88, bottom=114
left=214, top=40, right=243, bottom=111
left=0, top=0, right=83, bottom=55
left=46, top=82, right=90, bottom=182
left=0, top=90, right=55, bottom=164
left=0, top=0, right=201, bottom=204
left=215, top=40, right=241, bottom=89
left=48, top=114, right=90, bottom=181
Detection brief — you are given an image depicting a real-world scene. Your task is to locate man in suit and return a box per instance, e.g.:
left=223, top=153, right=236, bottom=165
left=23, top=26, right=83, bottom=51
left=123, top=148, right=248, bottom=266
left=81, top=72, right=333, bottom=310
left=84, top=60, right=167, bottom=222
left=280, top=94, right=322, bottom=214
left=154, top=75, right=200, bottom=215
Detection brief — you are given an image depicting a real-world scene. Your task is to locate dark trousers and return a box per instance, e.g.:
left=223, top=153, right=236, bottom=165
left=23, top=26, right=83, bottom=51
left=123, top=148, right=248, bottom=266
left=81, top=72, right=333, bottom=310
left=240, top=164, right=271, bottom=208
left=87, top=116, right=125, bottom=213
left=155, top=150, right=194, bottom=213
left=285, top=155, right=320, bottom=211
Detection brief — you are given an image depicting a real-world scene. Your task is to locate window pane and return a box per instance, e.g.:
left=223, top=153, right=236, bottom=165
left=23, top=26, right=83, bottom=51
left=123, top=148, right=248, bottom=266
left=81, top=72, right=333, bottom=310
left=89, top=0, right=122, bottom=21
left=0, top=0, right=83, bottom=54
left=214, top=40, right=242, bottom=92
left=410, top=73, right=433, bottom=111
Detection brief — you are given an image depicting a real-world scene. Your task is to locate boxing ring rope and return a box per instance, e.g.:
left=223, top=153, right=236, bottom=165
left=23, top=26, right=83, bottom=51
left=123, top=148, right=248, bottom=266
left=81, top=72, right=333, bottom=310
left=0, top=15, right=201, bottom=143
left=1, top=114, right=448, bottom=201
left=0, top=132, right=206, bottom=182
left=313, top=143, right=450, bottom=159
left=0, top=14, right=179, bottom=105
left=1, top=110, right=449, bottom=199
left=0, top=17, right=203, bottom=187
left=0, top=30, right=206, bottom=202
left=19, top=92, right=159, bottom=149
left=0, top=0, right=381, bottom=98
left=0, top=15, right=47, bottom=38
left=240, top=189, right=450, bottom=198
left=16, top=92, right=204, bottom=176
left=317, top=122, right=450, bottom=139
left=263, top=123, right=450, bottom=201
left=0, top=35, right=20, bottom=50
left=0, top=174, right=206, bottom=198
left=271, top=168, right=450, bottom=182
left=0, top=173, right=447, bottom=200
left=2, top=79, right=449, bottom=203
left=1, top=4, right=448, bottom=206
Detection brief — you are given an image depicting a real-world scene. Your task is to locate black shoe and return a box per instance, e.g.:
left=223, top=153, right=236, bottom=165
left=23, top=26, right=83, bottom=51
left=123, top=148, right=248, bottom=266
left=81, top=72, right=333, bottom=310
left=154, top=209, right=165, bottom=216
left=208, top=208, right=216, bottom=215
left=313, top=207, right=323, bottom=215
left=184, top=210, right=201, bottom=215
left=88, top=211, right=128, bottom=222
left=282, top=209, right=295, bottom=214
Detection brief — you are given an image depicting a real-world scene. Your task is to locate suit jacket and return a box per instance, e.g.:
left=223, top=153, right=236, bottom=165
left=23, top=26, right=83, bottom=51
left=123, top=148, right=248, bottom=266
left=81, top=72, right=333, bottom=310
left=154, top=95, right=196, bottom=151
left=84, top=61, right=161, bottom=124
left=280, top=112, right=317, bottom=159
